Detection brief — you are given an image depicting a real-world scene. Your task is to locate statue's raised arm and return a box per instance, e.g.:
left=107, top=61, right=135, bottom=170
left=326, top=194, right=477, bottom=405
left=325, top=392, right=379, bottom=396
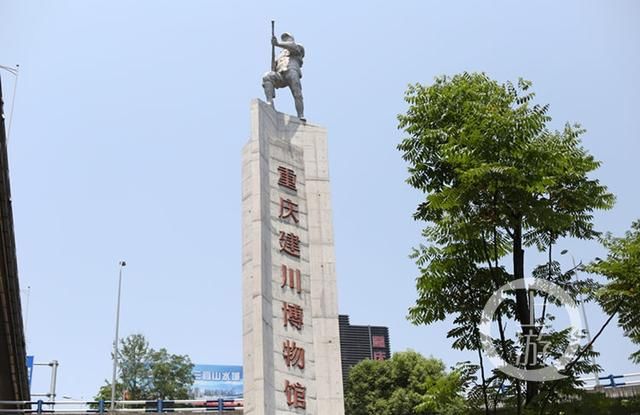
left=262, top=31, right=306, bottom=122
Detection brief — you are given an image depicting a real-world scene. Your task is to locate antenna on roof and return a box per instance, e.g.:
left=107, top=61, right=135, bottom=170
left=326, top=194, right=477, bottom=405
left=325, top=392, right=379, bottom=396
left=0, top=64, right=20, bottom=141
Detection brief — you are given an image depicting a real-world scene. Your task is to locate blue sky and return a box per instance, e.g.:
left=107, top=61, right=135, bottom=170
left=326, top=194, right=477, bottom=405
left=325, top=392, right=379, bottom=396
left=1, top=0, right=639, bottom=401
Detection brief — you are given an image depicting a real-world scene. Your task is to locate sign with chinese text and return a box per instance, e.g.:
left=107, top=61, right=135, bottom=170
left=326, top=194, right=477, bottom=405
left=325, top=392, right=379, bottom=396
left=191, top=364, right=243, bottom=399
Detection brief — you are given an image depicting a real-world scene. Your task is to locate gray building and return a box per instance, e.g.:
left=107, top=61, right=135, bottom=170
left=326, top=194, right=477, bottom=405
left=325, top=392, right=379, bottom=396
left=338, top=315, right=391, bottom=388
left=0, top=74, right=29, bottom=402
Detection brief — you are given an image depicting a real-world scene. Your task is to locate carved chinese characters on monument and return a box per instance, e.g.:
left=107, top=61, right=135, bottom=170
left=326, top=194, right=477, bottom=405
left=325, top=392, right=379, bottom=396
left=277, top=166, right=297, bottom=191
left=284, top=380, right=307, bottom=409
left=279, top=231, right=300, bottom=257
left=282, top=265, right=302, bottom=294
left=283, top=340, right=305, bottom=369
left=277, top=165, right=307, bottom=410
left=282, top=302, right=304, bottom=330
left=279, top=197, right=299, bottom=223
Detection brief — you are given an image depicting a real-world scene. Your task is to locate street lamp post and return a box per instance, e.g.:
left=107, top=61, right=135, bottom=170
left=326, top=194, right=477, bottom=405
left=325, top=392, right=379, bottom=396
left=110, top=261, right=126, bottom=410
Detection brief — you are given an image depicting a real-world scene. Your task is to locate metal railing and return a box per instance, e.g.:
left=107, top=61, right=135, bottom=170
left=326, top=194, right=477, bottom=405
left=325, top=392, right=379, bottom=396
left=0, top=398, right=243, bottom=414
left=579, top=372, right=640, bottom=389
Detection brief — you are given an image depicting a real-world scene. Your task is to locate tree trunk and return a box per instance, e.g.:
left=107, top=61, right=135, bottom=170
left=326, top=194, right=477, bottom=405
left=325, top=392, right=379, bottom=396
left=512, top=219, right=539, bottom=404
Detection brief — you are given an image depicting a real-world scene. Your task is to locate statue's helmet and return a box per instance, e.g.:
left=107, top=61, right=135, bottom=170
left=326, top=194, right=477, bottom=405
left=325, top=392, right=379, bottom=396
left=281, top=32, right=295, bottom=41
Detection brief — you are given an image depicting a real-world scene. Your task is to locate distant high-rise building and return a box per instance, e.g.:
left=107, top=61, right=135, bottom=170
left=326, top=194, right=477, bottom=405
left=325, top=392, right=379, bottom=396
left=338, top=315, right=391, bottom=387
left=0, top=73, right=29, bottom=401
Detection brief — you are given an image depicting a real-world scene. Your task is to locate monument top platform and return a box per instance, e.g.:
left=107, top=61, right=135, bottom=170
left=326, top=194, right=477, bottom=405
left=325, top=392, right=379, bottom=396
left=250, top=99, right=325, bottom=132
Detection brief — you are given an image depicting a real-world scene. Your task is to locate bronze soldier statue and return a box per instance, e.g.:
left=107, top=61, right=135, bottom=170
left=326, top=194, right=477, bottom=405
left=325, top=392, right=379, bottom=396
left=262, top=30, right=306, bottom=122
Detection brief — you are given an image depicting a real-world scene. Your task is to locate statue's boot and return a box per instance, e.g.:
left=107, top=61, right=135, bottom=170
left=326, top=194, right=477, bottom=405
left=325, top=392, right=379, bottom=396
left=263, top=82, right=276, bottom=106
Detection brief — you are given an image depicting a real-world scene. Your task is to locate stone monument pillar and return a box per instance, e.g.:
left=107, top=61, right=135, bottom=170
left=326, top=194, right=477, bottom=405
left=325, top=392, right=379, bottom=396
left=242, top=99, right=345, bottom=414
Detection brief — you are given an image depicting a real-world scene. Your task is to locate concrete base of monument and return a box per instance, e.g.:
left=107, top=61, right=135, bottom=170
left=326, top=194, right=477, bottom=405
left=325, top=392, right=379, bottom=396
left=264, top=101, right=306, bottom=124
left=242, top=99, right=345, bottom=415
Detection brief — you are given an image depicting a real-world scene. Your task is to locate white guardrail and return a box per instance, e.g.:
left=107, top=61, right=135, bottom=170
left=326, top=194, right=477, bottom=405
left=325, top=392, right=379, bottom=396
left=579, top=372, right=640, bottom=390
left=0, top=398, right=244, bottom=414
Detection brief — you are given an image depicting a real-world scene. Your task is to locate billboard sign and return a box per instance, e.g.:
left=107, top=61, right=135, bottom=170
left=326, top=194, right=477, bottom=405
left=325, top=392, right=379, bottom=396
left=192, top=364, right=243, bottom=399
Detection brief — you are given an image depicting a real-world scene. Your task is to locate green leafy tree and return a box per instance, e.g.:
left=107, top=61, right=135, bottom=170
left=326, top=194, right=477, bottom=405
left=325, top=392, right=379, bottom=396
left=148, top=347, right=195, bottom=399
left=397, top=73, right=614, bottom=413
left=587, top=220, right=640, bottom=363
left=94, top=334, right=194, bottom=402
left=344, top=351, right=470, bottom=415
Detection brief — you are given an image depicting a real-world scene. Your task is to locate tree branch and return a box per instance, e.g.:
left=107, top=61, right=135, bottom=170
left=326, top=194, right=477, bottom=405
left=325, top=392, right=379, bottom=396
left=539, top=299, right=622, bottom=411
